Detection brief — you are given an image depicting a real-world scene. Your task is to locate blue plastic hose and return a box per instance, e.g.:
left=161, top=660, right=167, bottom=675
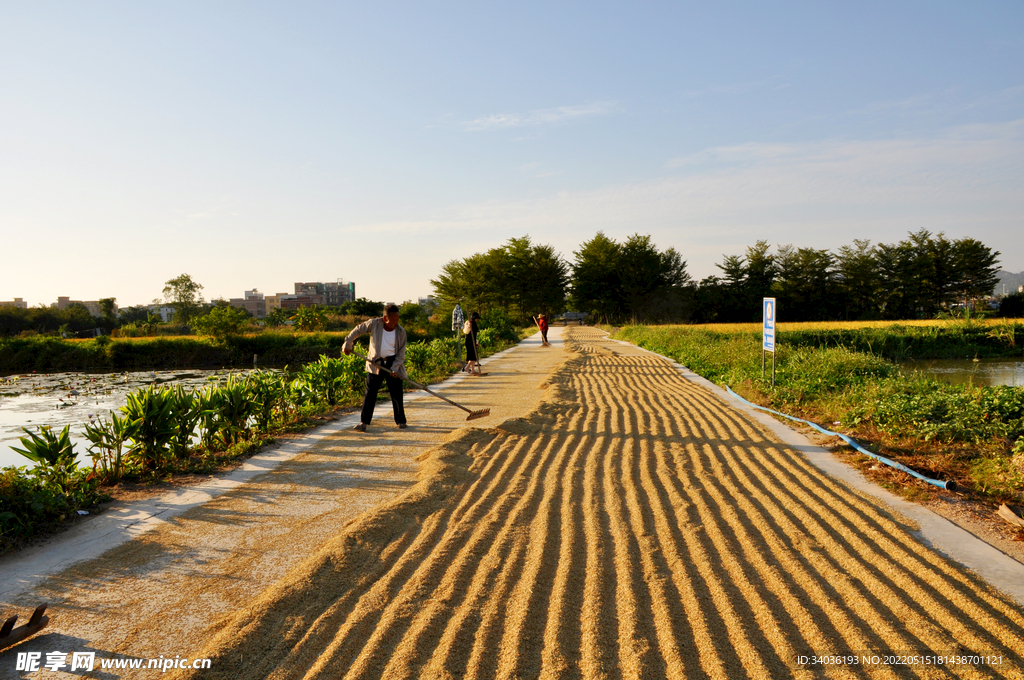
left=725, top=386, right=957, bottom=492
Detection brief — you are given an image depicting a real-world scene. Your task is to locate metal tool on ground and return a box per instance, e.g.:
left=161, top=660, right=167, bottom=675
left=0, top=604, right=49, bottom=651
left=351, top=350, right=490, bottom=421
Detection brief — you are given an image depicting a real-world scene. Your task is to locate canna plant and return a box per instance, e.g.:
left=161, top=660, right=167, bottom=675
left=215, top=376, right=256, bottom=445
left=122, top=385, right=177, bottom=472
left=299, top=356, right=350, bottom=406
left=83, top=412, right=137, bottom=483
left=12, top=424, right=77, bottom=467
left=195, top=386, right=224, bottom=451
left=168, top=385, right=201, bottom=460
left=12, top=425, right=81, bottom=494
left=248, top=370, right=287, bottom=432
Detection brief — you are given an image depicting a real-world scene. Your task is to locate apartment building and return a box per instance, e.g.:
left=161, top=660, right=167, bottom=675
left=228, top=289, right=267, bottom=318
left=0, top=298, right=28, bottom=309
left=294, top=279, right=356, bottom=306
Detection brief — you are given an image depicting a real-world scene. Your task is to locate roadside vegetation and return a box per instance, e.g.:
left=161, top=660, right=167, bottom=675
left=0, top=300, right=493, bottom=374
left=0, top=317, right=521, bottom=555
left=615, top=320, right=1024, bottom=503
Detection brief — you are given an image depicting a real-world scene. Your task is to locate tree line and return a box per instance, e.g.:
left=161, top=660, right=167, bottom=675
left=431, top=229, right=1005, bottom=324
left=696, top=230, right=1001, bottom=323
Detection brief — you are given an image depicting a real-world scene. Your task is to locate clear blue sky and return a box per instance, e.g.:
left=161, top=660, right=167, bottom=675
left=2, top=1, right=1022, bottom=307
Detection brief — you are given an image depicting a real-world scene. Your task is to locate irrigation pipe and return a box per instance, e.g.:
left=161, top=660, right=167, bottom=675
left=725, top=386, right=957, bottom=491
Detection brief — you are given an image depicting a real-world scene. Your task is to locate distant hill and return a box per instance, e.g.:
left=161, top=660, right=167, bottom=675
left=994, top=270, right=1024, bottom=296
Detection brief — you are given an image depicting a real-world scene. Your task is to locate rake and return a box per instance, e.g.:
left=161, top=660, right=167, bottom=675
left=0, top=604, right=49, bottom=651
left=351, top=350, right=491, bottom=421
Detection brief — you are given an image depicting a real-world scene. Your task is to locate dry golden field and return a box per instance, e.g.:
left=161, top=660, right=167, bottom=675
left=677, top=318, right=1017, bottom=333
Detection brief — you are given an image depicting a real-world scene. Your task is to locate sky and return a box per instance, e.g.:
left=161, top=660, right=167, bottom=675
left=1, top=1, right=1022, bottom=307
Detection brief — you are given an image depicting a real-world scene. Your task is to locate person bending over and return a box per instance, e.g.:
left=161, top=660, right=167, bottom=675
left=343, top=304, right=408, bottom=431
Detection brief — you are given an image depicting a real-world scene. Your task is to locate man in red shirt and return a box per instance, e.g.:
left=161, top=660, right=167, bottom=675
left=537, top=314, right=550, bottom=347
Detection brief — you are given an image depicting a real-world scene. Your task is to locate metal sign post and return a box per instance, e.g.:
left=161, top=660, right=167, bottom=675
left=762, top=297, right=776, bottom=387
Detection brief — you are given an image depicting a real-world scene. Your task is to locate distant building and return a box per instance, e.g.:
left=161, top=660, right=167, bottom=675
left=265, top=293, right=322, bottom=312
left=281, top=295, right=324, bottom=310
left=147, top=305, right=177, bottom=323
left=229, top=289, right=267, bottom=318
left=294, top=279, right=356, bottom=307
left=53, top=297, right=118, bottom=318
left=266, top=294, right=283, bottom=313
left=0, top=298, right=28, bottom=309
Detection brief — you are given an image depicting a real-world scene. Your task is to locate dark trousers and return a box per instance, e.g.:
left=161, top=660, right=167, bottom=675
left=541, top=329, right=548, bottom=343
left=361, top=356, right=406, bottom=425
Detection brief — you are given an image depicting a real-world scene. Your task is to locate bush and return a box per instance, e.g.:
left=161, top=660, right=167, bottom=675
left=192, top=306, right=252, bottom=339
left=1000, top=293, right=1024, bottom=318
left=2, top=430, right=108, bottom=555
left=863, top=383, right=1024, bottom=444
left=481, top=309, right=519, bottom=345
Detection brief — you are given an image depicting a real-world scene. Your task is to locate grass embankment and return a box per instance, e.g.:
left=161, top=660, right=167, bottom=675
left=0, top=322, right=491, bottom=374
left=0, top=331, right=383, bottom=374
left=615, top=321, right=1024, bottom=502
left=0, top=331, right=521, bottom=555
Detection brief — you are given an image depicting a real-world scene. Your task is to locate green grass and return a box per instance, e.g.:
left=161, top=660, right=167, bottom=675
left=614, top=324, right=1024, bottom=501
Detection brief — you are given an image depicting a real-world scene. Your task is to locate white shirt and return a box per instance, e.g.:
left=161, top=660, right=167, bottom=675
left=380, top=328, right=397, bottom=356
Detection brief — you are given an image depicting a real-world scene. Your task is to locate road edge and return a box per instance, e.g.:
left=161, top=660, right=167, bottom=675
left=607, top=334, right=1024, bottom=608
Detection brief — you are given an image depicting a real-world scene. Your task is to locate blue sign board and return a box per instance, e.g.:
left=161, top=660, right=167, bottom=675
left=763, top=297, right=776, bottom=352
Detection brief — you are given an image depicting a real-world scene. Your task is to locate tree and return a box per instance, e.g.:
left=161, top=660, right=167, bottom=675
left=163, top=274, right=205, bottom=324
left=191, top=306, right=251, bottom=339
left=835, top=240, right=880, bottom=319
left=951, top=238, right=1000, bottom=309
left=717, top=241, right=776, bottom=322
left=570, top=232, right=690, bottom=323
left=875, top=240, right=917, bottom=319
left=98, top=298, right=117, bottom=319
left=619, top=234, right=666, bottom=320
left=522, top=242, right=570, bottom=318
left=999, top=293, right=1024, bottom=318
left=291, top=305, right=327, bottom=332
left=744, top=240, right=775, bottom=304
left=772, top=246, right=837, bottom=321
left=713, top=254, right=750, bottom=323
left=264, top=307, right=290, bottom=327
left=342, top=298, right=385, bottom=317
left=118, top=305, right=151, bottom=324
left=431, top=235, right=568, bottom=324
left=570, top=233, right=624, bottom=322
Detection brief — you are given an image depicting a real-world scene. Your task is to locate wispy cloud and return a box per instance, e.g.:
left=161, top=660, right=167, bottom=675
left=462, top=101, right=619, bottom=131
left=339, top=120, right=1024, bottom=275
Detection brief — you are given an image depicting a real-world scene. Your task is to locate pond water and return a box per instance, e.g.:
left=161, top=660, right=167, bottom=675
left=900, top=359, right=1024, bottom=388
left=0, top=369, right=256, bottom=470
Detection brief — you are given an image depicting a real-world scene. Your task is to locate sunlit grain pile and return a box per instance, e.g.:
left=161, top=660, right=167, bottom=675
left=187, top=328, right=1024, bottom=679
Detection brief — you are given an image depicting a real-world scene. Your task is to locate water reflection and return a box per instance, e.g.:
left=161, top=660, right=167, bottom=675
left=0, top=369, right=262, bottom=469
left=900, top=359, right=1024, bottom=388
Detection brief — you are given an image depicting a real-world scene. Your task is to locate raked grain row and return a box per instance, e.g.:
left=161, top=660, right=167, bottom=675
left=188, top=327, right=1024, bottom=679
